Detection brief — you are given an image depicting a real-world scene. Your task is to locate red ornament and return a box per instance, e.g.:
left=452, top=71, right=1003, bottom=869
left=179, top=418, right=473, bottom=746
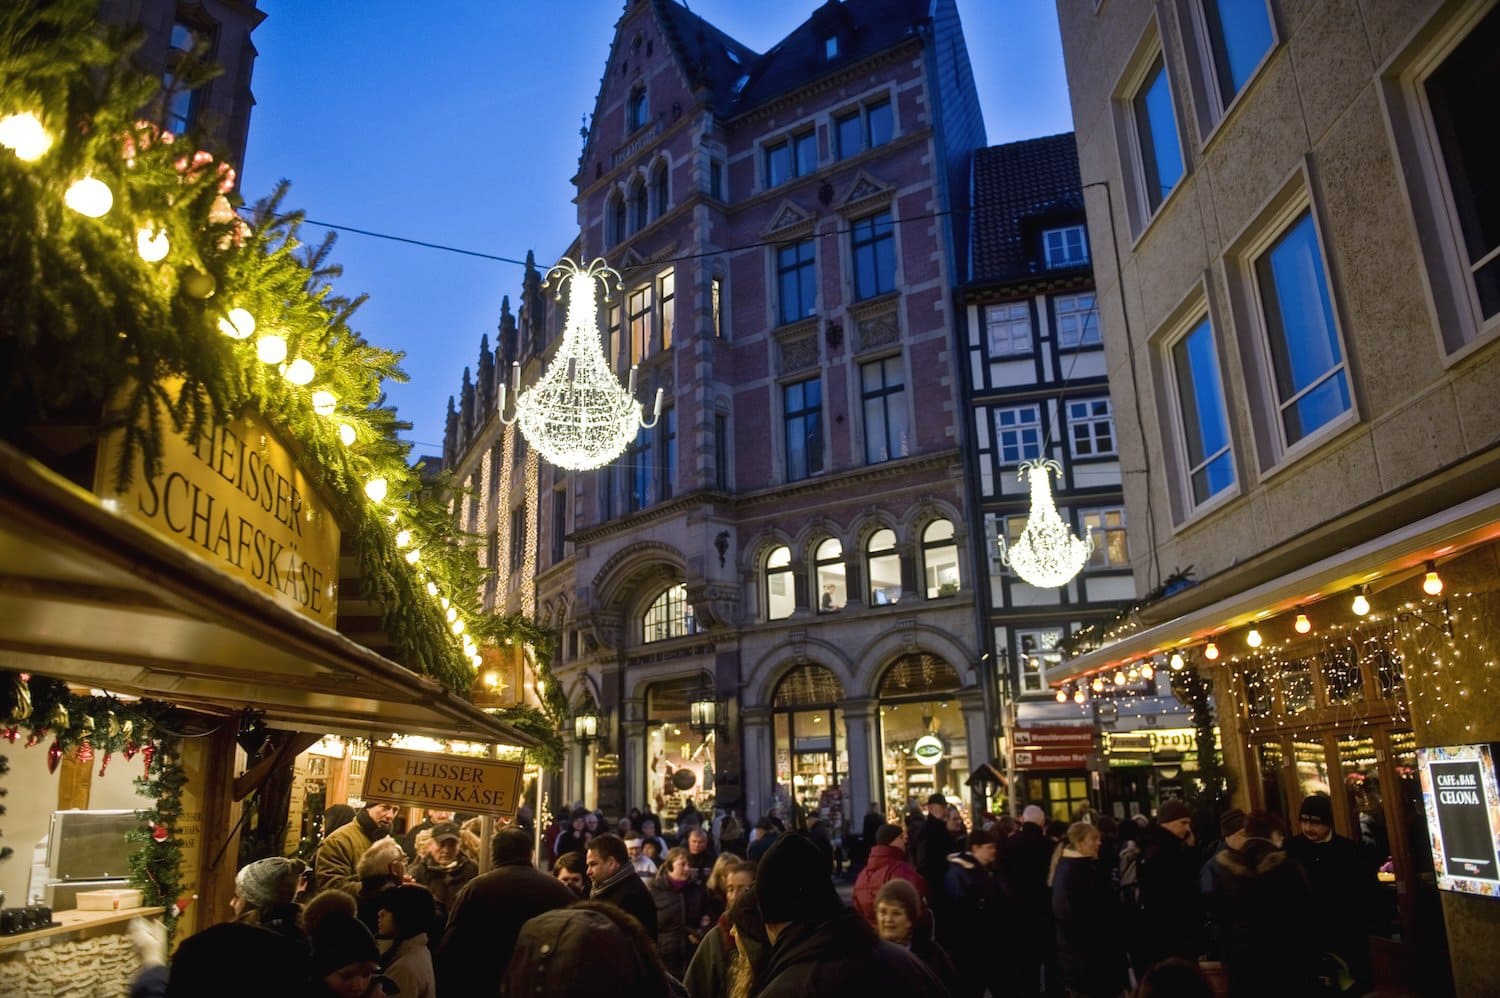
left=98, top=752, right=112, bottom=778
left=141, top=742, right=156, bottom=777
left=122, top=738, right=138, bottom=761
left=47, top=740, right=64, bottom=774
left=25, top=727, right=46, bottom=748
left=75, top=740, right=94, bottom=764
left=3, top=726, right=17, bottom=743
left=151, top=823, right=169, bottom=843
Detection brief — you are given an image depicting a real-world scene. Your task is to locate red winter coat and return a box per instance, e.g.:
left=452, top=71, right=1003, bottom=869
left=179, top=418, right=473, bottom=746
left=853, top=844, right=930, bottom=923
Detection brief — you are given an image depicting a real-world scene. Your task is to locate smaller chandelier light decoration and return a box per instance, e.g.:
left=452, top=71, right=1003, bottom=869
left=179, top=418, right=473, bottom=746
left=498, top=257, right=663, bottom=470
left=998, top=458, right=1093, bottom=588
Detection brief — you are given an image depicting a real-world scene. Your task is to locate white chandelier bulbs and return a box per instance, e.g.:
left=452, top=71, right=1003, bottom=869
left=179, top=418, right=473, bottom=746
left=498, top=257, right=664, bottom=470
left=998, top=459, right=1093, bottom=588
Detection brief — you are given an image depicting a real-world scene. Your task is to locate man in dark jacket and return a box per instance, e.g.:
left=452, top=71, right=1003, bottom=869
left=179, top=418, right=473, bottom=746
left=1000, top=805, right=1058, bottom=996
left=436, top=826, right=576, bottom=996
left=754, top=832, right=946, bottom=998
left=587, top=832, right=659, bottom=938
left=313, top=802, right=398, bottom=893
left=406, top=820, right=479, bottom=923
left=400, top=808, right=455, bottom=860
left=1134, top=798, right=1205, bottom=973
left=939, top=827, right=1005, bottom=998
left=913, top=793, right=958, bottom=891
left=853, top=824, right=928, bottom=924
left=1285, top=793, right=1376, bottom=992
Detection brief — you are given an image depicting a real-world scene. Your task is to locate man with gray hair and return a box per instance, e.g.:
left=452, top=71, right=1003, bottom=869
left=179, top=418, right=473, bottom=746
left=1000, top=804, right=1060, bottom=996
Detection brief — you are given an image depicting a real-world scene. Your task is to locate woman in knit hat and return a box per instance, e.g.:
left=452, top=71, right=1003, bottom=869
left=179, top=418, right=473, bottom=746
left=376, top=885, right=436, bottom=998
left=308, top=912, right=392, bottom=998
left=231, top=856, right=307, bottom=944
left=873, top=879, right=961, bottom=996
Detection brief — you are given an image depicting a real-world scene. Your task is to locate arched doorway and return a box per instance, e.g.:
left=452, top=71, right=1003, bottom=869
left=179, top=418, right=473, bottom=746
left=645, top=675, right=714, bottom=831
left=772, top=665, right=847, bottom=826
left=877, top=654, right=966, bottom=817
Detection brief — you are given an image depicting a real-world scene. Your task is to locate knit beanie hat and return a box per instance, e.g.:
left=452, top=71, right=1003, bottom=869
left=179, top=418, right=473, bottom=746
left=310, top=913, right=379, bottom=977
left=874, top=878, right=922, bottom=924
left=1156, top=799, right=1191, bottom=824
left=234, top=856, right=303, bottom=908
left=1218, top=808, right=1246, bottom=837
left=1299, top=793, right=1334, bottom=825
left=756, top=833, right=841, bottom=924
left=376, top=884, right=436, bottom=938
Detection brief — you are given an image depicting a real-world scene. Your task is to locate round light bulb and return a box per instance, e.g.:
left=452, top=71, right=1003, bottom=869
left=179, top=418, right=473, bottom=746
left=311, top=390, right=337, bottom=416
left=364, top=478, right=388, bottom=503
left=445, top=607, right=458, bottom=623
left=425, top=581, right=439, bottom=597
left=1141, top=663, right=1154, bottom=680
left=1091, top=676, right=1105, bottom=692
left=283, top=358, right=316, bottom=385
left=440, top=597, right=451, bottom=610
left=1352, top=592, right=1370, bottom=616
left=218, top=307, right=256, bottom=340
left=1247, top=628, right=1263, bottom=648
left=395, top=529, right=412, bottom=548
left=1205, top=642, right=1220, bottom=661
left=136, top=226, right=170, bottom=262
left=405, top=548, right=421, bottom=565
left=256, top=333, right=288, bottom=365
left=1126, top=666, right=1140, bottom=681
left=1169, top=652, right=1185, bottom=671
left=0, top=112, right=53, bottom=161
left=1113, top=671, right=1126, bottom=686
left=338, top=423, right=357, bottom=446
left=1073, top=689, right=1086, bottom=705
left=64, top=176, right=112, bottom=217
left=450, top=618, right=465, bottom=636
left=1055, top=688, right=1067, bottom=703
left=1423, top=569, right=1443, bottom=596
left=1294, top=613, right=1311, bottom=634
left=472, top=654, right=485, bottom=670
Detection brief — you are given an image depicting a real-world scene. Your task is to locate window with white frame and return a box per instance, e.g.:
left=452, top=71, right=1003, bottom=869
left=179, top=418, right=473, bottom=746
left=1043, top=225, right=1089, bottom=268
left=1081, top=507, right=1129, bottom=568
left=1130, top=53, right=1185, bottom=216
left=1169, top=315, right=1236, bottom=507
left=986, top=301, right=1032, bottom=356
left=783, top=376, right=824, bottom=481
left=995, top=405, right=1042, bottom=465
left=643, top=583, right=699, bottom=643
left=1067, top=398, right=1116, bottom=457
left=866, top=528, right=901, bottom=606
left=989, top=513, right=1027, bottom=574
left=766, top=130, right=817, bottom=187
left=1252, top=209, right=1351, bottom=447
left=851, top=210, right=897, bottom=299
left=861, top=356, right=910, bottom=464
left=1055, top=293, right=1101, bottom=349
left=777, top=238, right=817, bottom=325
left=1194, top=0, right=1275, bottom=113
left=1017, top=629, right=1062, bottom=694
left=921, top=519, right=960, bottom=598
left=815, top=538, right=845, bottom=612
left=766, top=546, right=795, bottom=620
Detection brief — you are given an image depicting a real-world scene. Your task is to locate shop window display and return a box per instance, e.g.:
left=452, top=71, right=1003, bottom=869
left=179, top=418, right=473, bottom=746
left=877, top=654, right=965, bottom=819
left=646, top=677, right=716, bottom=830
left=771, top=665, right=847, bottom=824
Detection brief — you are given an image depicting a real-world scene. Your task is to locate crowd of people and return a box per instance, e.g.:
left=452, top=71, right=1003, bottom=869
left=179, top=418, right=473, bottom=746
left=125, top=790, right=1380, bottom=998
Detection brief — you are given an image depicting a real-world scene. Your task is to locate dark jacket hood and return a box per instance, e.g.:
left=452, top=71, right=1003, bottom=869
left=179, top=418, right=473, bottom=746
left=1213, top=837, right=1289, bottom=878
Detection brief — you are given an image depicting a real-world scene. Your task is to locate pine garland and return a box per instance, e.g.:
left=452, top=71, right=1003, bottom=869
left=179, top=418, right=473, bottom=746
left=0, top=0, right=562, bottom=765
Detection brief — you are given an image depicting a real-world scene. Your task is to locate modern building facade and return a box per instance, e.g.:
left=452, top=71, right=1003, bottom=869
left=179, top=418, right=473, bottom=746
left=956, top=134, right=1189, bottom=824
left=1052, top=1, right=1500, bottom=991
left=442, top=0, right=990, bottom=832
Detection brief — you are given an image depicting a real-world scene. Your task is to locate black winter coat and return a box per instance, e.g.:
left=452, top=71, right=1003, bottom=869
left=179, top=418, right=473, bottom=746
left=436, top=860, right=578, bottom=998
left=1204, top=838, right=1319, bottom=998
left=1285, top=831, right=1376, bottom=960
left=913, top=814, right=957, bottom=890
left=753, top=908, right=948, bottom=998
left=591, top=862, right=660, bottom=939
left=937, top=852, right=1003, bottom=960
left=1135, top=824, right=1204, bottom=965
left=999, top=824, right=1054, bottom=948
left=649, top=872, right=711, bottom=977
left=1052, top=854, right=1129, bottom=998
left=407, top=854, right=479, bottom=919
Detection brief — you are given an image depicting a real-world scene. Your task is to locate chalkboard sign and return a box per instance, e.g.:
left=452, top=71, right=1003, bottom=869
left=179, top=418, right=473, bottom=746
left=1417, top=743, right=1500, bottom=899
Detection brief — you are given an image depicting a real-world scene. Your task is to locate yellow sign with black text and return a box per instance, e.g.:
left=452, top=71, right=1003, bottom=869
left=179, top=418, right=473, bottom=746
left=362, top=746, right=525, bottom=817
left=94, top=384, right=340, bottom=627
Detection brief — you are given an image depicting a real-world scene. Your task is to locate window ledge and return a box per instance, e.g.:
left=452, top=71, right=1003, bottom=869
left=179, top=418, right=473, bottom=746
left=1128, top=173, right=1191, bottom=252
left=847, top=289, right=901, bottom=317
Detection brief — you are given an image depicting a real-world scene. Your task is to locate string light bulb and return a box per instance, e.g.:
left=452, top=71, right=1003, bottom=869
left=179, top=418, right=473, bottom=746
left=1114, top=671, right=1126, bottom=686
left=1073, top=688, right=1086, bottom=705
left=256, top=333, right=287, bottom=365
left=338, top=423, right=357, bottom=446
left=135, top=225, right=169, bottom=262
left=445, top=606, right=458, bottom=623
left=283, top=358, right=315, bottom=385
left=1141, top=662, right=1154, bottom=680
left=1247, top=628, right=1263, bottom=648
left=405, top=548, right=420, bottom=565
left=1055, top=688, right=1068, bottom=703
left=311, top=390, right=337, bottom=416
left=64, top=176, right=112, bottom=217
left=364, top=478, right=388, bottom=503
left=450, top=618, right=465, bottom=636
left=1423, top=562, right=1443, bottom=596
left=1091, top=676, right=1105, bottom=692
left=1294, top=611, right=1312, bottom=634
left=425, top=581, right=439, bottom=597
left=218, top=307, right=256, bottom=340
left=1169, top=652, right=1186, bottom=671
left=1126, top=665, right=1140, bottom=681
left=0, top=111, right=53, bottom=161
left=394, top=529, right=412, bottom=548
left=1205, top=641, right=1220, bottom=661
left=1352, top=588, right=1371, bottom=616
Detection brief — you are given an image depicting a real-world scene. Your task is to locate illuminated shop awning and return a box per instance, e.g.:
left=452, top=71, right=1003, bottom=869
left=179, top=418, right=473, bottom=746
left=1050, top=481, right=1500, bottom=686
left=0, top=444, right=538, bottom=746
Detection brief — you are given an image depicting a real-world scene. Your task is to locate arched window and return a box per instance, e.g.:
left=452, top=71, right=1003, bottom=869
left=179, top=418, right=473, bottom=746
left=921, top=519, right=960, bottom=598
left=628, top=86, right=648, bottom=132
left=814, top=538, right=844, bottom=612
left=643, top=583, right=698, bottom=643
left=652, top=160, right=669, bottom=218
left=765, top=546, right=795, bottom=620
left=609, top=193, right=626, bottom=246
left=866, top=528, right=901, bottom=605
left=631, top=179, right=649, bottom=232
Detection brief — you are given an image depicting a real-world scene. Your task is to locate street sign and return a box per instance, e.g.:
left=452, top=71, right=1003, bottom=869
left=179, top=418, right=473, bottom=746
left=362, top=746, right=525, bottom=817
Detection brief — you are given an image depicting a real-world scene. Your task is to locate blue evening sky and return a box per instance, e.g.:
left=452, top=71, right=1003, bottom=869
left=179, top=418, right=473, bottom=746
left=240, top=1, right=1074, bottom=454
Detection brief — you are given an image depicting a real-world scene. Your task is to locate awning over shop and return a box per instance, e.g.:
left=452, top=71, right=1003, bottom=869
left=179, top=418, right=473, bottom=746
left=1051, top=483, right=1500, bottom=685
left=0, top=444, right=538, bottom=746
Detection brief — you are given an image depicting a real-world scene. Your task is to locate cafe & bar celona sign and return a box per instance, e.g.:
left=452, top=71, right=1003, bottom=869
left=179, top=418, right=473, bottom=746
left=95, top=387, right=341, bottom=627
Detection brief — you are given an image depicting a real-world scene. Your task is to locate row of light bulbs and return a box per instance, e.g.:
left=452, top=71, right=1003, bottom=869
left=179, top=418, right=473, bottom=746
left=4, top=111, right=488, bottom=675
left=1054, top=562, right=1448, bottom=701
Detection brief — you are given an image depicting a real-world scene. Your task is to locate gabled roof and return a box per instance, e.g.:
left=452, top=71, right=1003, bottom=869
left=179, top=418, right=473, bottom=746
left=653, top=0, right=761, bottom=117
left=970, top=133, right=1085, bottom=285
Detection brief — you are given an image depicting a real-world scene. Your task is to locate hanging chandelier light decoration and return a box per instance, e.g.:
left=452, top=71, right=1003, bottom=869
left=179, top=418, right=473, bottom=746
left=998, top=458, right=1093, bottom=588
left=497, top=257, right=663, bottom=470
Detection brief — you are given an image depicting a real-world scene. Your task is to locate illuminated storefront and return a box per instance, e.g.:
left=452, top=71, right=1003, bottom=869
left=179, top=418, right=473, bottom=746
left=644, top=676, right=716, bottom=827
left=877, top=654, right=967, bottom=818
left=771, top=665, right=848, bottom=823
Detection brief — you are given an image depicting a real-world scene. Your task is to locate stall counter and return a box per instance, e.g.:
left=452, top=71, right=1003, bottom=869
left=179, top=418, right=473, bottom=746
left=0, top=905, right=163, bottom=996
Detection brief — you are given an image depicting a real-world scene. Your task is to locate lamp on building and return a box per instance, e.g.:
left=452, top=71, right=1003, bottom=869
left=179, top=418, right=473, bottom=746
left=573, top=707, right=601, bottom=746
left=689, top=691, right=722, bottom=737
left=997, top=459, right=1093, bottom=588
left=497, top=257, right=664, bottom=470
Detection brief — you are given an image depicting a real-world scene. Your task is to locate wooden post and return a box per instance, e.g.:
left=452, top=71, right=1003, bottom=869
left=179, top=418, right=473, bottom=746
left=178, top=722, right=240, bottom=939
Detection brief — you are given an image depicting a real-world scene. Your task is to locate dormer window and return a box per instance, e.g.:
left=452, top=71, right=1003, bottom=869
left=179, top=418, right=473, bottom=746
left=628, top=86, right=648, bottom=132
left=1043, top=225, right=1089, bottom=268
left=824, top=35, right=839, bottom=60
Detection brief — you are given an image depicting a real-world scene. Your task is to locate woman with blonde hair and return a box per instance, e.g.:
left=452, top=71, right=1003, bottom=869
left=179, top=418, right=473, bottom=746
left=704, top=852, right=740, bottom=922
left=1051, top=821, right=1128, bottom=998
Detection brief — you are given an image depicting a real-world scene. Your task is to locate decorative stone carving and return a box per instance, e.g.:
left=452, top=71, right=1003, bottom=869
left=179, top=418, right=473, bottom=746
left=688, top=581, right=740, bottom=629
left=857, top=310, right=900, bottom=350
left=780, top=334, right=820, bottom=373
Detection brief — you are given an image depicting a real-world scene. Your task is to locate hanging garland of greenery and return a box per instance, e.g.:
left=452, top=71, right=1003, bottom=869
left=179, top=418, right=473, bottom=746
left=0, top=1, right=563, bottom=759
